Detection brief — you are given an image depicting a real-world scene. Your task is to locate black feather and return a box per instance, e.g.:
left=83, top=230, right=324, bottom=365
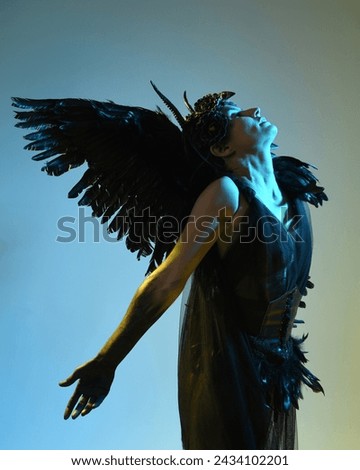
left=13, top=96, right=327, bottom=274
left=251, top=335, right=324, bottom=413
left=273, top=156, right=328, bottom=207
left=12, top=96, right=197, bottom=272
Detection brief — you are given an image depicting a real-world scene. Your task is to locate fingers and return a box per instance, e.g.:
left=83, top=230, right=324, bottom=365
left=59, top=370, right=80, bottom=388
left=63, top=388, right=82, bottom=420
left=59, top=361, right=111, bottom=420
left=71, top=395, right=89, bottom=419
left=92, top=395, right=106, bottom=409
left=64, top=391, right=105, bottom=420
left=80, top=395, right=105, bottom=417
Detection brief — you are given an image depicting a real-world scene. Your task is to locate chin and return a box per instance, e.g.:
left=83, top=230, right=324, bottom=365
left=268, top=122, right=278, bottom=137
left=263, top=122, right=278, bottom=144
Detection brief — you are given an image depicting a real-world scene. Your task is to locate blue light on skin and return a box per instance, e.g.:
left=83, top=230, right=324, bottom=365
left=210, top=101, right=288, bottom=225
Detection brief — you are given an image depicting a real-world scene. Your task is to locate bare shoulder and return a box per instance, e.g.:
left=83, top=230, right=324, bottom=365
left=196, top=176, right=240, bottom=215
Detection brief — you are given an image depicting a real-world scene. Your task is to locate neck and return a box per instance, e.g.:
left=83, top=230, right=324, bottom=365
left=225, top=148, right=283, bottom=204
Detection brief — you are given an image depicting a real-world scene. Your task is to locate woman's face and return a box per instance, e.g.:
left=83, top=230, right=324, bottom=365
left=222, top=102, right=278, bottom=155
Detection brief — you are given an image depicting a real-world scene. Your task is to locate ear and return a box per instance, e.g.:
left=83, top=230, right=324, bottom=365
left=210, top=142, right=233, bottom=158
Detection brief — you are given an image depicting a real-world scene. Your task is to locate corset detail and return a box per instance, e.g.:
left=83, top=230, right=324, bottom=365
left=259, top=288, right=302, bottom=342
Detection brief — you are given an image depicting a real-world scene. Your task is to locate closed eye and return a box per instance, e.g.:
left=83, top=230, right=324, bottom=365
left=234, top=112, right=254, bottom=120
left=234, top=111, right=261, bottom=121
left=234, top=111, right=245, bottom=118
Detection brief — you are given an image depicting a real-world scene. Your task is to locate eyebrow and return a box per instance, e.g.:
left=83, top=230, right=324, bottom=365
left=228, top=108, right=243, bottom=117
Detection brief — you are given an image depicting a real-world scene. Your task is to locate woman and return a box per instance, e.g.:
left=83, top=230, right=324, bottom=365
left=57, top=92, right=326, bottom=449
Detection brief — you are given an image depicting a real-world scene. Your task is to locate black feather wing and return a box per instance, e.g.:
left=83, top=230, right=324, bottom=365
left=273, top=156, right=328, bottom=207
left=12, top=97, right=194, bottom=274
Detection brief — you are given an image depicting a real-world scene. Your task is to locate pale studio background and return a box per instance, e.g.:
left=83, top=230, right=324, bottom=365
left=0, top=0, right=359, bottom=450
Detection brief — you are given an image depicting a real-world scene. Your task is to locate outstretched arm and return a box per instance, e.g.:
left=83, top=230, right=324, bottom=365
left=60, top=176, right=240, bottom=419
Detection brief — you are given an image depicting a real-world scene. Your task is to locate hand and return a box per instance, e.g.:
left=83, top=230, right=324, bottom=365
left=59, top=357, right=116, bottom=420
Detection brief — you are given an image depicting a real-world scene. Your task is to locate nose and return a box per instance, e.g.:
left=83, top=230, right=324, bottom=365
left=243, top=107, right=261, bottom=117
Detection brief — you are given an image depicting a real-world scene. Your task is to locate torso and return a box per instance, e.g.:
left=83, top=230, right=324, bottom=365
left=216, top=178, right=291, bottom=259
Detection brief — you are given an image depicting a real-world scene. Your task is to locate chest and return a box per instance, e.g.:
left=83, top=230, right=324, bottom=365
left=217, top=193, right=293, bottom=259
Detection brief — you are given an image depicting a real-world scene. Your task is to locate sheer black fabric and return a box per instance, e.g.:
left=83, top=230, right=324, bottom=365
left=178, top=179, right=322, bottom=450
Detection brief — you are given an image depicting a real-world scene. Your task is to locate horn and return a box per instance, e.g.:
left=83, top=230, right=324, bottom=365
left=150, top=81, right=185, bottom=128
left=183, top=91, right=194, bottom=113
left=221, top=91, right=236, bottom=100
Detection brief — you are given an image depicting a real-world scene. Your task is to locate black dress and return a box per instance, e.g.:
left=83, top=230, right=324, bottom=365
left=178, top=176, right=324, bottom=450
